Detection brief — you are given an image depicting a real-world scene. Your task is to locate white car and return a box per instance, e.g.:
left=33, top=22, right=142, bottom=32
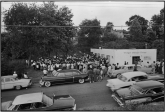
left=106, top=71, right=163, bottom=91
left=2, top=92, right=76, bottom=111
left=1, top=75, right=32, bottom=90
left=112, top=65, right=152, bottom=78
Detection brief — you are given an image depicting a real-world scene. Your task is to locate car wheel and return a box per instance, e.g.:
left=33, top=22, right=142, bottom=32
left=45, top=81, right=51, bottom=87
left=79, top=79, right=84, bottom=84
left=15, top=85, right=22, bottom=90
left=116, top=73, right=121, bottom=78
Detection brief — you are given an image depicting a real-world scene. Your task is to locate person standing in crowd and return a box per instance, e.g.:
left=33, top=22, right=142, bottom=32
left=146, top=62, right=150, bottom=68
left=43, top=68, right=48, bottom=76
left=48, top=64, right=51, bottom=73
left=23, top=72, right=28, bottom=79
left=116, top=63, right=120, bottom=70
left=32, top=61, right=36, bottom=70
left=87, top=66, right=94, bottom=83
left=151, top=61, right=156, bottom=74
left=111, top=64, right=115, bottom=77
left=93, top=66, right=97, bottom=82
left=162, top=60, right=164, bottom=74
left=107, top=64, right=112, bottom=78
left=36, top=63, right=39, bottom=70
left=13, top=71, right=18, bottom=78
left=50, top=64, right=54, bottom=72
left=71, top=62, right=74, bottom=69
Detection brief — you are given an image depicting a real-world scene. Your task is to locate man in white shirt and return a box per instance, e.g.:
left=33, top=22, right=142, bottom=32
left=13, top=71, right=18, bottom=77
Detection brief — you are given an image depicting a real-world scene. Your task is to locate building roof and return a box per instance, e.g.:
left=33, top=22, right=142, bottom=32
left=135, top=80, right=164, bottom=90
left=12, top=92, right=43, bottom=105
left=122, top=71, right=148, bottom=79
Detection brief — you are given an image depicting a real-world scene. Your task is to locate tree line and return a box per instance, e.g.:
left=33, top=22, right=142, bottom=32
left=1, top=2, right=164, bottom=62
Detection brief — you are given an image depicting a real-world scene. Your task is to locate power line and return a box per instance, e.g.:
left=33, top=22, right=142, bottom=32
left=1, top=25, right=163, bottom=28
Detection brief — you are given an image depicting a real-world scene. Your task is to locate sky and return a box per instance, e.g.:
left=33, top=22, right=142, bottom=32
left=1, top=1, right=164, bottom=32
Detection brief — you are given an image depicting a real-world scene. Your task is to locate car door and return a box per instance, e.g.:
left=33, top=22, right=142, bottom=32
left=1, top=78, right=5, bottom=90
left=73, top=71, right=83, bottom=82
left=64, top=72, right=74, bottom=83
left=55, top=73, right=66, bottom=84
left=4, top=78, right=14, bottom=89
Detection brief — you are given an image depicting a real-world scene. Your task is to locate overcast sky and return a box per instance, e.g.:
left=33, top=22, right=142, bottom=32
left=1, top=2, right=164, bottom=31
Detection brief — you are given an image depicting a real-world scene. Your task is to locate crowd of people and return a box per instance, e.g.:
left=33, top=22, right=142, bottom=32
left=13, top=53, right=164, bottom=82
left=25, top=54, right=122, bottom=82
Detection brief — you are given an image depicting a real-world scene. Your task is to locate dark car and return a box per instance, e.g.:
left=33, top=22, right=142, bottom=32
left=111, top=80, right=164, bottom=107
left=40, top=69, right=89, bottom=87
left=2, top=92, right=76, bottom=111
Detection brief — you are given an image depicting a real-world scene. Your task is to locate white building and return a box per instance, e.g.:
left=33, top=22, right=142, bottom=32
left=91, top=48, right=157, bottom=66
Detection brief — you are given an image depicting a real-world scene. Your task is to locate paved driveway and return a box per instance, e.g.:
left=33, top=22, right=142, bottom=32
left=1, top=77, right=119, bottom=110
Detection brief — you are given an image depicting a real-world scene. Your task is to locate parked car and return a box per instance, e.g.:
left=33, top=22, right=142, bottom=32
left=1, top=75, right=32, bottom=90
left=1, top=92, right=76, bottom=111
left=111, top=80, right=164, bottom=107
left=106, top=71, right=164, bottom=91
left=40, top=69, right=89, bottom=87
left=112, top=65, right=152, bottom=78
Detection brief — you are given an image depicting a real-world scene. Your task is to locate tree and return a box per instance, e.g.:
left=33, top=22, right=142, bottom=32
left=3, top=2, right=75, bottom=61
left=126, top=15, right=148, bottom=35
left=77, top=18, right=102, bottom=53
left=102, top=22, right=119, bottom=42
left=152, top=39, right=164, bottom=60
left=129, top=17, right=144, bottom=42
left=151, top=8, right=164, bottom=39
left=144, top=28, right=157, bottom=44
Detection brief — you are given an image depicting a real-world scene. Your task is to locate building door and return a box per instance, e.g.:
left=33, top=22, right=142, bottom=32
left=132, top=56, right=140, bottom=64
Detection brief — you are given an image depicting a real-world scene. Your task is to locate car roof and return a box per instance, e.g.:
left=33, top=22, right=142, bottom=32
left=12, top=92, right=43, bottom=105
left=122, top=71, right=147, bottom=79
left=58, top=69, right=80, bottom=73
left=1, top=75, right=16, bottom=78
left=135, top=80, right=164, bottom=90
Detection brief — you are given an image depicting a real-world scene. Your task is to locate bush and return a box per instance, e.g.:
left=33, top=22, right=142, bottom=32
left=1, top=59, right=27, bottom=76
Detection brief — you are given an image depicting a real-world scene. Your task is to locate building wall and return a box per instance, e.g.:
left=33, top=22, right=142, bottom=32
left=91, top=49, right=116, bottom=64
left=91, top=49, right=157, bottom=66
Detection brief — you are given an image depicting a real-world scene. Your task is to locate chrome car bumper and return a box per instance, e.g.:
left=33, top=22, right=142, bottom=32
left=72, top=104, right=76, bottom=110
left=111, top=94, right=124, bottom=107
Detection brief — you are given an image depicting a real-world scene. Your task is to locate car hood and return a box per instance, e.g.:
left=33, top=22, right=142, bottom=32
left=52, top=95, right=75, bottom=109
left=1, top=101, right=12, bottom=110
left=116, top=88, right=139, bottom=99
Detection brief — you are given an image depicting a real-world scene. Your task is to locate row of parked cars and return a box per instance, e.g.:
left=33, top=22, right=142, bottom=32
left=1, top=69, right=90, bottom=111
left=106, top=71, right=164, bottom=107
left=1, top=64, right=164, bottom=110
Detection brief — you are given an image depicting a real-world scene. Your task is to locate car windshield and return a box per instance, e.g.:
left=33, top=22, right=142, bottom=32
left=118, top=75, right=127, bottom=82
left=129, top=85, right=145, bottom=95
left=42, top=94, right=53, bottom=106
